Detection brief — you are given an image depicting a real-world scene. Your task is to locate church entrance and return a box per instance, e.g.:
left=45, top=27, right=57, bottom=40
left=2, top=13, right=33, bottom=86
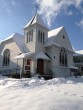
left=37, top=59, right=44, bottom=75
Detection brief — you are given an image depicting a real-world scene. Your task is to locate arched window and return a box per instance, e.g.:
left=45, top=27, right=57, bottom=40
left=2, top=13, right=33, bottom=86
left=59, top=48, right=67, bottom=67
left=38, top=30, right=45, bottom=44
left=38, top=30, right=41, bottom=41
left=29, top=31, right=31, bottom=42
left=40, top=32, right=42, bottom=42
left=31, top=30, right=33, bottom=41
left=27, top=32, right=28, bottom=43
left=27, top=30, right=33, bottom=43
left=3, top=49, right=10, bottom=66
left=43, top=32, right=45, bottom=43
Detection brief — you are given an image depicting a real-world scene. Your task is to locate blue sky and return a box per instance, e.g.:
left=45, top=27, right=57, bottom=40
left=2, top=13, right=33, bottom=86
left=0, top=0, right=83, bottom=51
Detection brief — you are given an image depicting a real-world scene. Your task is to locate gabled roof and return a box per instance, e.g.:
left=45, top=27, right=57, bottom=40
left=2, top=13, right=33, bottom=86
left=14, top=52, right=35, bottom=59
left=1, top=33, right=28, bottom=53
left=24, top=13, right=48, bottom=29
left=1, top=33, right=23, bottom=42
left=35, top=52, right=50, bottom=61
left=45, top=26, right=64, bottom=47
left=45, top=26, right=74, bottom=52
left=44, top=36, right=61, bottom=47
left=14, top=51, right=50, bottom=61
left=69, top=66, right=78, bottom=70
left=48, top=26, right=64, bottom=38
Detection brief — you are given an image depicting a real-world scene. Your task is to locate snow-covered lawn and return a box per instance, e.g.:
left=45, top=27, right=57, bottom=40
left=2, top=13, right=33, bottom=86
left=0, top=75, right=83, bottom=110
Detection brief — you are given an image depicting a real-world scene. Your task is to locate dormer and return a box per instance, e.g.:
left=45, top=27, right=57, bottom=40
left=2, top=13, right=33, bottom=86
left=24, top=13, right=49, bottom=52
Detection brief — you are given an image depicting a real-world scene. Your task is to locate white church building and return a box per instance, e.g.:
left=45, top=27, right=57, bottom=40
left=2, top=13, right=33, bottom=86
left=0, top=13, right=76, bottom=78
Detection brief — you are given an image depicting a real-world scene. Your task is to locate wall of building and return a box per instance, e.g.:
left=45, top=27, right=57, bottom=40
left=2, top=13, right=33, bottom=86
left=46, top=45, right=73, bottom=77
left=0, top=39, right=22, bottom=70
left=51, top=45, right=60, bottom=67
left=46, top=46, right=52, bottom=69
left=52, top=66, right=70, bottom=77
left=67, top=51, right=74, bottom=67
left=24, top=24, right=48, bottom=53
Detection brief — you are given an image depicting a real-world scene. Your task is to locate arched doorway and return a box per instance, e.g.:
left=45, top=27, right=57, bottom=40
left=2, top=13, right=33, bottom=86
left=37, top=59, right=44, bottom=75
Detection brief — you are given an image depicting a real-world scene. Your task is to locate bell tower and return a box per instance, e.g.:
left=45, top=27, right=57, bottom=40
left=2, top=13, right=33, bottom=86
left=24, top=12, right=49, bottom=52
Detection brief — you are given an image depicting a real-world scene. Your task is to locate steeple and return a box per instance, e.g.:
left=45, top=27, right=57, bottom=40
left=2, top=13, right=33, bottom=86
left=24, top=10, right=49, bottom=52
left=24, top=13, right=48, bottom=30
left=35, top=4, right=39, bottom=15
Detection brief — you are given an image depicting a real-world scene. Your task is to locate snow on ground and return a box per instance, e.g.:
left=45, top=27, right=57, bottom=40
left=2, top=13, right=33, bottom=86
left=0, top=75, right=83, bottom=110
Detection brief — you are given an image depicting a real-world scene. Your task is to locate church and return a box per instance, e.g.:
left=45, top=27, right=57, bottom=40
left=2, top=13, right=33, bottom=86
left=0, top=13, right=76, bottom=78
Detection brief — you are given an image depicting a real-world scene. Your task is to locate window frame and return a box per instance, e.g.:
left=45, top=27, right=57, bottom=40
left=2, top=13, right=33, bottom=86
left=3, top=49, right=10, bottom=66
left=38, top=30, right=45, bottom=44
left=27, top=30, right=33, bottom=43
left=59, top=47, right=67, bottom=67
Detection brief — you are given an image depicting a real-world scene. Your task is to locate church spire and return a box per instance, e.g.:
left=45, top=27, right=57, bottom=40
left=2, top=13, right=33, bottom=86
left=35, top=4, right=39, bottom=15
left=24, top=5, right=48, bottom=30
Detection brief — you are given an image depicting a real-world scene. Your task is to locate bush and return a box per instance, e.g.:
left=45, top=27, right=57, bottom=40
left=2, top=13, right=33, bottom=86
left=10, top=73, right=20, bottom=79
left=23, top=73, right=31, bottom=78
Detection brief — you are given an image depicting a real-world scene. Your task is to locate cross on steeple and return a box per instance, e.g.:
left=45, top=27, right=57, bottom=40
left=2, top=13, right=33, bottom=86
left=35, top=4, right=39, bottom=14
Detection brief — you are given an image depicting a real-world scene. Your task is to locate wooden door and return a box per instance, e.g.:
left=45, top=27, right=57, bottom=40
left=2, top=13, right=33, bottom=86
left=37, top=59, right=44, bottom=74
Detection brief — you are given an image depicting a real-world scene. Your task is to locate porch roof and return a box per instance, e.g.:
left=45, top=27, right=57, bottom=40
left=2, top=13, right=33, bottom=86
left=69, top=66, right=78, bottom=70
left=35, top=52, right=51, bottom=61
left=14, top=51, right=50, bottom=61
left=14, top=52, right=35, bottom=59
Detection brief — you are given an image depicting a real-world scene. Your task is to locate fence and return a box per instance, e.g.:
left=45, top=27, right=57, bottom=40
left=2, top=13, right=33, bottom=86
left=0, top=68, right=20, bottom=76
left=35, top=68, right=55, bottom=79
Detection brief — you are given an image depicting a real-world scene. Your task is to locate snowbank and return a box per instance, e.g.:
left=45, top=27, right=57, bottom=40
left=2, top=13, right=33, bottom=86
left=0, top=75, right=83, bottom=89
left=0, top=75, right=83, bottom=110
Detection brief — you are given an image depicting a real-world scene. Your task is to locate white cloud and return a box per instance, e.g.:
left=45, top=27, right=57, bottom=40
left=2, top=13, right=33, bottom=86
left=76, top=19, right=83, bottom=29
left=35, top=0, right=83, bottom=26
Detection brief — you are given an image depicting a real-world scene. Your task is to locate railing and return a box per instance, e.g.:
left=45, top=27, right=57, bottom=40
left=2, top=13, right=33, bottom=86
left=0, top=68, right=55, bottom=79
left=0, top=68, right=20, bottom=76
left=35, top=68, right=55, bottom=79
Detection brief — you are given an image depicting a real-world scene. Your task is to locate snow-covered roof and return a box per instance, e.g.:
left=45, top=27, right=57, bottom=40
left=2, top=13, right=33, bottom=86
left=44, top=36, right=55, bottom=47
left=76, top=50, right=83, bottom=54
left=1, top=33, right=28, bottom=53
left=35, top=52, right=50, bottom=61
left=1, top=33, right=23, bottom=42
left=24, top=13, right=48, bottom=29
left=74, top=50, right=83, bottom=56
left=14, top=51, right=50, bottom=61
left=69, top=66, right=78, bottom=70
left=1, top=33, right=15, bottom=42
left=45, top=26, right=74, bottom=53
left=45, top=26, right=64, bottom=47
left=14, top=52, right=35, bottom=59
left=48, top=26, right=64, bottom=38
left=44, top=36, right=61, bottom=47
